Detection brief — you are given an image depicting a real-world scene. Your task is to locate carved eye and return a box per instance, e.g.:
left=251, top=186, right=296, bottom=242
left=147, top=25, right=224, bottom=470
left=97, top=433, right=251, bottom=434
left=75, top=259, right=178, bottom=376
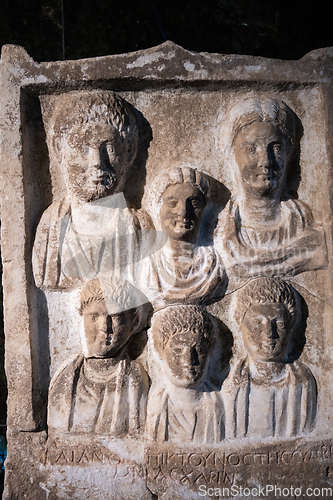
left=276, top=321, right=287, bottom=331
left=91, top=315, right=98, bottom=322
left=191, top=198, right=201, bottom=209
left=79, top=144, right=90, bottom=156
left=272, top=143, right=282, bottom=155
left=103, top=142, right=117, bottom=160
left=167, top=199, right=178, bottom=209
left=106, top=142, right=115, bottom=153
left=112, top=314, right=127, bottom=328
left=173, top=346, right=185, bottom=356
left=244, top=145, right=256, bottom=154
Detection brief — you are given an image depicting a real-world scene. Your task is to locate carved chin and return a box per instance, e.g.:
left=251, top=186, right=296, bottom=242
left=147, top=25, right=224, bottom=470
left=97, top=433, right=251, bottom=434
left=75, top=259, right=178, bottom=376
left=71, top=177, right=118, bottom=202
left=171, top=368, right=204, bottom=387
left=256, top=343, right=285, bottom=361
left=247, top=176, right=279, bottom=195
left=167, top=221, right=197, bottom=240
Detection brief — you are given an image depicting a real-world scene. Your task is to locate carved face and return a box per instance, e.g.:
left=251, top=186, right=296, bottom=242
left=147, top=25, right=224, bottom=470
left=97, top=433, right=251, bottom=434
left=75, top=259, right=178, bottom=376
left=233, top=121, right=290, bottom=198
left=241, top=302, right=292, bottom=362
left=83, top=300, right=132, bottom=358
left=159, top=183, right=206, bottom=242
left=162, top=332, right=210, bottom=388
left=62, top=122, right=128, bottom=202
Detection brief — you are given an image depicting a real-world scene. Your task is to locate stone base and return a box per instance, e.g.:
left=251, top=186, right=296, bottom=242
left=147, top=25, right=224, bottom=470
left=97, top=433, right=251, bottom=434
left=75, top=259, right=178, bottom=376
left=4, top=431, right=333, bottom=499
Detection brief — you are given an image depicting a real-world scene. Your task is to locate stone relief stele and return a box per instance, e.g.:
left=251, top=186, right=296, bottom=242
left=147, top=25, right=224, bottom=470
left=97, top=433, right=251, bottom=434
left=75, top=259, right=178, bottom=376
left=1, top=41, right=332, bottom=499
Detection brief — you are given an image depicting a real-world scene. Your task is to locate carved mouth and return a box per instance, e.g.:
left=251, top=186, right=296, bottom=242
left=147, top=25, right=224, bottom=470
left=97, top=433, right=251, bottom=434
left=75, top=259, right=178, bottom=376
left=173, top=219, right=193, bottom=230
left=262, top=342, right=276, bottom=350
left=97, top=332, right=112, bottom=342
left=256, top=172, right=271, bottom=180
left=183, top=365, right=202, bottom=377
left=91, top=172, right=113, bottom=183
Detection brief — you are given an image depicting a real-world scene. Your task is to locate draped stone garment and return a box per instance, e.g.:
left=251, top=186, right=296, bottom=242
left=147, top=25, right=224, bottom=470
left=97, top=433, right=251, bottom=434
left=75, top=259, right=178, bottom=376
left=32, top=194, right=153, bottom=293
left=215, top=198, right=327, bottom=286
left=142, top=242, right=226, bottom=307
left=146, top=381, right=225, bottom=444
left=222, top=357, right=317, bottom=439
left=48, top=353, right=149, bottom=437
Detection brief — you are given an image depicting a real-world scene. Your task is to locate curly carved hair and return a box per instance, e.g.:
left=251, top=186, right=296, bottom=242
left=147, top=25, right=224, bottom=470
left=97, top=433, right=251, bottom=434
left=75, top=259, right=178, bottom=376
left=49, top=90, right=139, bottom=164
left=232, top=277, right=297, bottom=328
left=151, top=304, right=215, bottom=355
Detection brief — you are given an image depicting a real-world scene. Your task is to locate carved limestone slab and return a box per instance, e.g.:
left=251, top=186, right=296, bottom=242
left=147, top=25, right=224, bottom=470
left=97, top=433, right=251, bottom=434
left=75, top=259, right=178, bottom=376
left=1, top=41, right=333, bottom=499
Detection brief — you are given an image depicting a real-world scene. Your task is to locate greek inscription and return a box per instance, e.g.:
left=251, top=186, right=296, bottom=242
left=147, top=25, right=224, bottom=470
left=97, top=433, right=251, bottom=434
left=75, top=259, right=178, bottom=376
left=281, top=451, right=292, bottom=464
left=56, top=450, right=70, bottom=464
left=146, top=442, right=333, bottom=493
left=268, top=451, right=278, bottom=465
left=227, top=454, right=240, bottom=466
left=253, top=453, right=268, bottom=465
left=180, top=469, right=198, bottom=485
left=41, top=445, right=146, bottom=481
left=149, top=468, right=166, bottom=481
left=167, top=453, right=183, bottom=468
left=243, top=454, right=253, bottom=465
left=189, top=454, right=204, bottom=467
left=92, top=451, right=103, bottom=463
left=77, top=450, right=90, bottom=464
left=292, top=451, right=304, bottom=464
left=147, top=454, right=159, bottom=469
left=322, top=445, right=333, bottom=460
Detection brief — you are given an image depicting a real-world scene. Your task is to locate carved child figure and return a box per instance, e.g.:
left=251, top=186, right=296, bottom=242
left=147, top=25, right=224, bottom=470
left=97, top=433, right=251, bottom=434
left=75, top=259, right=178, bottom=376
left=215, top=96, right=326, bottom=285
left=33, top=91, right=151, bottom=292
left=147, top=305, right=224, bottom=444
left=223, top=277, right=317, bottom=439
left=144, top=166, right=226, bottom=307
left=48, top=278, right=149, bottom=437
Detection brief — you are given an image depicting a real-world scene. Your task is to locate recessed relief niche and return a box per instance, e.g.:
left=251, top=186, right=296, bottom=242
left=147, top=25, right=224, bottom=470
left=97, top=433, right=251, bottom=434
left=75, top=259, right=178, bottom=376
left=34, top=91, right=324, bottom=446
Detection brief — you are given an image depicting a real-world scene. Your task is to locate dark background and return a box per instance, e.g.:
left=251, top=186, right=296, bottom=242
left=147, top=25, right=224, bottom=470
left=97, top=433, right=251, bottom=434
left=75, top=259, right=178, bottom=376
left=0, top=0, right=333, bottom=492
left=0, top=0, right=332, bottom=62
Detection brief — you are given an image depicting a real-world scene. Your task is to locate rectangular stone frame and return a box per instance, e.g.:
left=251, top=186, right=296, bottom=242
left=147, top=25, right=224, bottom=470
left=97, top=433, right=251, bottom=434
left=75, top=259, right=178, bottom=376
left=1, top=42, right=333, bottom=499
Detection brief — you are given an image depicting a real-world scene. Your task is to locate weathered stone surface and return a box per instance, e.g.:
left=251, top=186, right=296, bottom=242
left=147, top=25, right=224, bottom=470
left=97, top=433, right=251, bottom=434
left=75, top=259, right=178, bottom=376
left=1, top=40, right=333, bottom=498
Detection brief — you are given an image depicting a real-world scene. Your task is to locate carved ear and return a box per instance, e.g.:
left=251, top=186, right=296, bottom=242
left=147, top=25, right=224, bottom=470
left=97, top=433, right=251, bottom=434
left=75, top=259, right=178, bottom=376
left=51, top=135, right=63, bottom=162
left=129, top=304, right=148, bottom=336
left=125, top=137, right=137, bottom=164
left=129, top=307, right=142, bottom=334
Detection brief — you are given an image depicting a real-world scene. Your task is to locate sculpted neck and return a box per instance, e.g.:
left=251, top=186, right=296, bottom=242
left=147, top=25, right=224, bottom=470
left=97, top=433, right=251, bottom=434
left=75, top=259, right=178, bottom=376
left=70, top=193, right=128, bottom=235
left=248, top=357, right=286, bottom=384
left=168, top=239, right=196, bottom=258
left=85, top=346, right=127, bottom=374
left=167, top=381, right=204, bottom=406
left=238, top=193, right=282, bottom=227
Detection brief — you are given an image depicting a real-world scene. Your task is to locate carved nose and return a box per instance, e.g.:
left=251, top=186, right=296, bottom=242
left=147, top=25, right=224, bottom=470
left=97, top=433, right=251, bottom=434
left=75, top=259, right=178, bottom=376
left=257, top=146, right=270, bottom=167
left=190, top=347, right=200, bottom=366
left=177, top=200, right=187, bottom=218
left=263, top=320, right=278, bottom=339
left=88, top=147, right=101, bottom=166
left=97, top=315, right=109, bottom=332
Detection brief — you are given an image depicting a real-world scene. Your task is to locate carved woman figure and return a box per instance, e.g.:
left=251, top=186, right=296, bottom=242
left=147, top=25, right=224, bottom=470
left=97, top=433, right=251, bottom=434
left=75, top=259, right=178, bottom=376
left=222, top=277, right=317, bottom=439
left=147, top=305, right=224, bottom=444
left=48, top=278, right=149, bottom=437
left=144, top=166, right=226, bottom=307
left=215, top=96, right=327, bottom=285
